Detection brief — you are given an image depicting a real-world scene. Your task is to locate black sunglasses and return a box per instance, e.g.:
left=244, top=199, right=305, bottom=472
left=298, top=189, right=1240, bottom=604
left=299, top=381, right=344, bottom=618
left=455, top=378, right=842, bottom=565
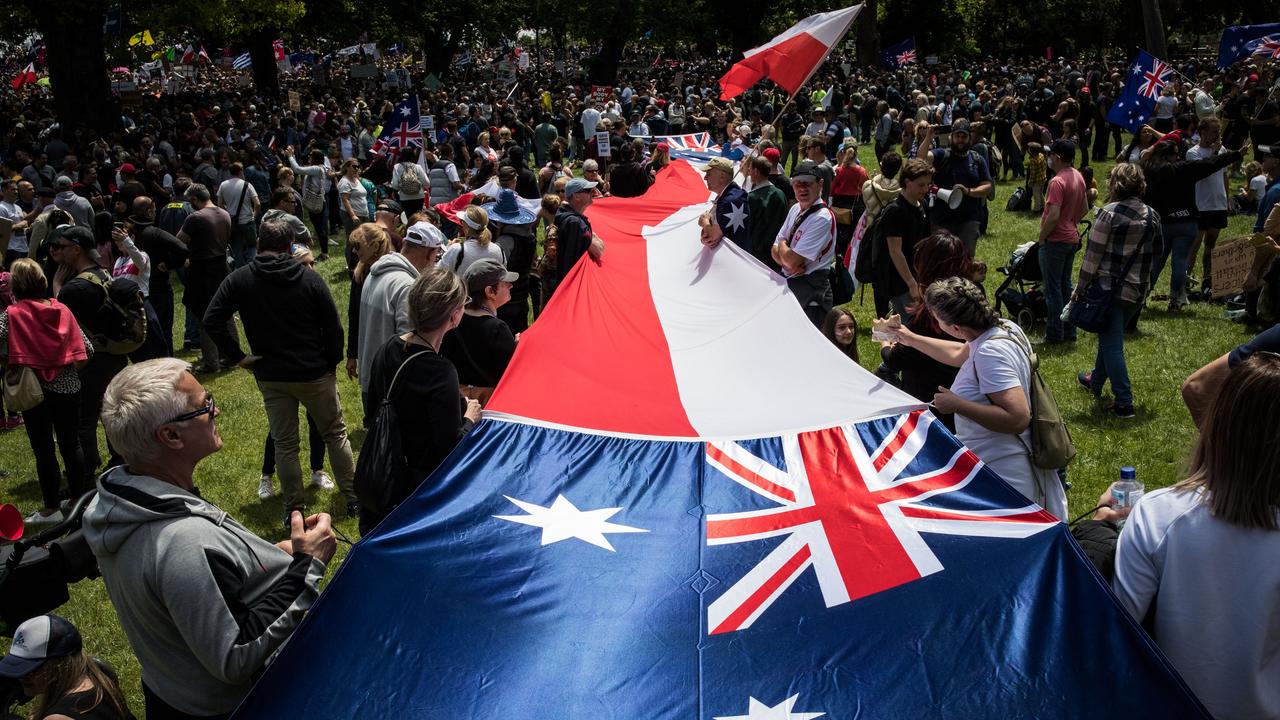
left=167, top=393, right=216, bottom=424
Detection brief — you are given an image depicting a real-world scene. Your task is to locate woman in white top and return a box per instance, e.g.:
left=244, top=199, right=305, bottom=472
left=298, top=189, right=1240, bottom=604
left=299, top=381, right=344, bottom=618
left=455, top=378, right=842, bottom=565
left=886, top=277, right=1067, bottom=520
left=1111, top=352, right=1280, bottom=720
left=336, top=159, right=369, bottom=236
left=391, top=147, right=428, bottom=217
left=286, top=147, right=333, bottom=241
left=474, top=131, right=498, bottom=165
left=110, top=222, right=168, bottom=361
left=441, top=205, right=505, bottom=277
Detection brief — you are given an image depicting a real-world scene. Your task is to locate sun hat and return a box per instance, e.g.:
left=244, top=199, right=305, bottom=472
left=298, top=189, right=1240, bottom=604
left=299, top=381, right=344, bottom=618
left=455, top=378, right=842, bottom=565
left=482, top=188, right=537, bottom=225
left=0, top=614, right=82, bottom=679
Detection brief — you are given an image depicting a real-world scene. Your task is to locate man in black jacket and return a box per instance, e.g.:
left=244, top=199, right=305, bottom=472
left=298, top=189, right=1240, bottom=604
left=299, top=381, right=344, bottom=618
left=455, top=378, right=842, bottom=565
left=552, top=178, right=605, bottom=288
left=204, top=220, right=359, bottom=523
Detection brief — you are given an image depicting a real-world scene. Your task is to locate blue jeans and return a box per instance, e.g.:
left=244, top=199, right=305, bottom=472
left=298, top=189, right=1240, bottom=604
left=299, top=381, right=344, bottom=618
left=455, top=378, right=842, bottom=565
left=1039, top=241, right=1078, bottom=341
left=1150, top=220, right=1197, bottom=302
left=1090, top=300, right=1140, bottom=405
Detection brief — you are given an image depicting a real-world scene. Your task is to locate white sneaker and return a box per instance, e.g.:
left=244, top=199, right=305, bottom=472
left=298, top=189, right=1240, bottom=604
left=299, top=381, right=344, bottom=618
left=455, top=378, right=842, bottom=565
left=310, top=471, right=334, bottom=490
left=24, top=509, right=63, bottom=526
left=258, top=474, right=275, bottom=500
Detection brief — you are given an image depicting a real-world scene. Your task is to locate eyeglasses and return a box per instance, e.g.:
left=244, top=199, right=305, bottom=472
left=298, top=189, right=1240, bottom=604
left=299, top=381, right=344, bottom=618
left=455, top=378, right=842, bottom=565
left=167, top=392, right=216, bottom=424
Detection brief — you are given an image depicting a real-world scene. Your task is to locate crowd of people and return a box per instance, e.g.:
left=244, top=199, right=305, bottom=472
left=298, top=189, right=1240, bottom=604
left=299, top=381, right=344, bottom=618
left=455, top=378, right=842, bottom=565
left=0, top=41, right=1278, bottom=720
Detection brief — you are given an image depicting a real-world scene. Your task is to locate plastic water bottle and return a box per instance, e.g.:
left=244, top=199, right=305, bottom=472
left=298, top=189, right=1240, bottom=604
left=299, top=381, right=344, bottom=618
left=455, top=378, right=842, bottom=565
left=1112, top=466, right=1144, bottom=510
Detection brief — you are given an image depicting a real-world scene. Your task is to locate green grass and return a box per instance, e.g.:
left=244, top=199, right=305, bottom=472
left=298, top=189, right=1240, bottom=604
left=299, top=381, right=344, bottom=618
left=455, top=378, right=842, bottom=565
left=0, top=146, right=1261, bottom=713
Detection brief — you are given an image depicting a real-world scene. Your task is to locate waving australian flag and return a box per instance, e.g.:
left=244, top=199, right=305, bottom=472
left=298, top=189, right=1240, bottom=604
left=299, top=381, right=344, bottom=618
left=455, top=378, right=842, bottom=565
left=371, top=95, right=422, bottom=156
left=1219, top=22, right=1280, bottom=69
left=881, top=38, right=917, bottom=69
left=1106, top=50, right=1173, bottom=133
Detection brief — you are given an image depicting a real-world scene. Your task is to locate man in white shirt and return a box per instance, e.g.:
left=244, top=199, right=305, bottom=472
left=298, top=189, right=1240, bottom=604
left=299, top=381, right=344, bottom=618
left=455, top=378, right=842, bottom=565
left=215, top=162, right=260, bottom=268
left=804, top=109, right=828, bottom=139
left=0, top=179, right=31, bottom=266
left=772, top=161, right=836, bottom=327
left=1187, top=118, right=1230, bottom=296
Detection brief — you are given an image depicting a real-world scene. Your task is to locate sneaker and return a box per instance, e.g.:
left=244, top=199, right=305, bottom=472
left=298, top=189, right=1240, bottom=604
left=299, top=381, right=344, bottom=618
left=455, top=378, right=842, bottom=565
left=24, top=509, right=63, bottom=526
left=1076, top=371, right=1099, bottom=396
left=346, top=500, right=361, bottom=519
left=310, top=470, right=334, bottom=490
left=1105, top=402, right=1136, bottom=419
left=258, top=474, right=275, bottom=500
left=1, top=416, right=21, bottom=431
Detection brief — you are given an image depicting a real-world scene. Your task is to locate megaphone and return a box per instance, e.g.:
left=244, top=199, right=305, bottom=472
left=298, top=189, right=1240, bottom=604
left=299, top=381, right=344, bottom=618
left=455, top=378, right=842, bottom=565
left=0, top=503, right=23, bottom=542
left=936, top=184, right=965, bottom=211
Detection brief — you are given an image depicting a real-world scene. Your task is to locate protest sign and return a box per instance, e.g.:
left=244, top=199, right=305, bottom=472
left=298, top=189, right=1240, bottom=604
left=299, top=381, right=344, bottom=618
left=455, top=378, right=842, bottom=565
left=596, top=131, right=611, bottom=156
left=287, top=90, right=301, bottom=111
left=1211, top=234, right=1271, bottom=299
left=350, top=64, right=379, bottom=79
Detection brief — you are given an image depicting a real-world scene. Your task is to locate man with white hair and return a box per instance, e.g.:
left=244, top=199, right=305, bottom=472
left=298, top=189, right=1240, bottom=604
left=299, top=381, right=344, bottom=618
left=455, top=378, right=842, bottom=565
left=83, top=358, right=336, bottom=720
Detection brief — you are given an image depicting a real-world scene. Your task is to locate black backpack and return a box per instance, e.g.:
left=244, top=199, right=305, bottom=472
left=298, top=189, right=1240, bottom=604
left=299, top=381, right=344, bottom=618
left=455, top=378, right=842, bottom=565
left=853, top=211, right=884, bottom=285
left=354, top=349, right=431, bottom=517
left=76, top=269, right=146, bottom=355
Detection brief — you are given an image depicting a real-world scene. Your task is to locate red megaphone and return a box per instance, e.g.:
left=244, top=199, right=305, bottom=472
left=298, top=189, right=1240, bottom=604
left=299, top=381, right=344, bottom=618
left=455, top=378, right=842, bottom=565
left=0, top=503, right=23, bottom=542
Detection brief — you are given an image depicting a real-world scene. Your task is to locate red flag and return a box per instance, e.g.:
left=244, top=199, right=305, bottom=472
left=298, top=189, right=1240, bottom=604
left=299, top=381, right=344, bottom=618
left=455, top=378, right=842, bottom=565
left=273, top=39, right=285, bottom=62
left=10, top=63, right=36, bottom=90
left=718, top=4, right=862, bottom=100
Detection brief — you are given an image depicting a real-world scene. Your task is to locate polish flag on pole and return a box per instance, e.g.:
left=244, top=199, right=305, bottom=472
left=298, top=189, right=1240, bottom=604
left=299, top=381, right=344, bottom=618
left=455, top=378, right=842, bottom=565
left=719, top=4, right=862, bottom=100
left=10, top=63, right=36, bottom=91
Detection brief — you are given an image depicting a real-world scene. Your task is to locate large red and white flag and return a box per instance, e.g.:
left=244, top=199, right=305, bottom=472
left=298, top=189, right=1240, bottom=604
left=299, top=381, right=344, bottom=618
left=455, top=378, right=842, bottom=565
left=10, top=63, right=36, bottom=91
left=719, top=4, right=862, bottom=100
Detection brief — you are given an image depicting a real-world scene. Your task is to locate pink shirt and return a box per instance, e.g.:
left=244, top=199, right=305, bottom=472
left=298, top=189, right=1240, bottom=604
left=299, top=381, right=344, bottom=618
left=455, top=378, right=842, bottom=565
left=1044, top=166, right=1087, bottom=244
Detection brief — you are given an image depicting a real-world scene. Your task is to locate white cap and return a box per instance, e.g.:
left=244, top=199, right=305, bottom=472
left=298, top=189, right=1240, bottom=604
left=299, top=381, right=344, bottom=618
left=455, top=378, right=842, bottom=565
left=404, top=221, right=446, bottom=248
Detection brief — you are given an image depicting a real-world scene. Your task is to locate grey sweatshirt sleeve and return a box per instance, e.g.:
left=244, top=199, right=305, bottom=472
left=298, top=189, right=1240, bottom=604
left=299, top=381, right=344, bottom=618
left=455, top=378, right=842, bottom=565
left=155, top=533, right=326, bottom=685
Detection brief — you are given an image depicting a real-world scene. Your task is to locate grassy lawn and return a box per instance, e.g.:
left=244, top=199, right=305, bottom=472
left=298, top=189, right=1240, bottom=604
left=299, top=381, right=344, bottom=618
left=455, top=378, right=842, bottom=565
left=0, top=144, right=1262, bottom=712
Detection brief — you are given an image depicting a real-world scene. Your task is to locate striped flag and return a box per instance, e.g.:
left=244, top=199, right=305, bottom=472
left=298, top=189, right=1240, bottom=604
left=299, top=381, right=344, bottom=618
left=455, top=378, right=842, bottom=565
left=232, top=52, right=251, bottom=70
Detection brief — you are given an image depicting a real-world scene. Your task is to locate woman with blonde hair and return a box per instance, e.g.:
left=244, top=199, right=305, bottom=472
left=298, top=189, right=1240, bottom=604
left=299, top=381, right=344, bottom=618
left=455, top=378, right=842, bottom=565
left=441, top=205, right=504, bottom=277
left=474, top=131, right=498, bottom=164
left=1111, top=352, right=1280, bottom=719
left=0, top=614, right=131, bottom=719
left=0, top=259, right=92, bottom=525
left=336, top=158, right=369, bottom=239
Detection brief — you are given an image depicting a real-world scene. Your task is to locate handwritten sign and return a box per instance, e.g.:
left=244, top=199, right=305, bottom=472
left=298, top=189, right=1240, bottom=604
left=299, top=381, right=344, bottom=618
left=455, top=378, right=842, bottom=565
left=287, top=90, right=301, bottom=111
left=590, top=85, right=610, bottom=103
left=1211, top=234, right=1270, bottom=299
left=595, top=131, right=611, bottom=157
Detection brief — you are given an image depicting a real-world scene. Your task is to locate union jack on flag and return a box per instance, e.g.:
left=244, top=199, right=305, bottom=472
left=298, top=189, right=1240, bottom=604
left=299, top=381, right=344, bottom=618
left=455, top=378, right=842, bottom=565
left=1248, top=33, right=1280, bottom=60
left=896, top=49, right=917, bottom=65
left=704, top=410, right=1058, bottom=634
left=370, top=95, right=423, bottom=157
left=1137, top=58, right=1171, bottom=99
left=641, top=132, right=725, bottom=164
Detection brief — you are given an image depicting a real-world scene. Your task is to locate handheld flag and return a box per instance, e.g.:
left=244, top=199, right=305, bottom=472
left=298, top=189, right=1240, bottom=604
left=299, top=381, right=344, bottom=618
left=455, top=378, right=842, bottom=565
left=10, top=63, right=36, bottom=91
left=370, top=96, right=422, bottom=157
left=881, top=37, right=917, bottom=68
left=233, top=161, right=1211, bottom=720
left=1247, top=33, right=1280, bottom=61
left=719, top=4, right=862, bottom=100
left=1106, top=50, right=1173, bottom=133
left=127, top=30, right=154, bottom=47
left=232, top=52, right=252, bottom=70
left=272, top=39, right=285, bottom=62
left=1219, top=23, right=1280, bottom=68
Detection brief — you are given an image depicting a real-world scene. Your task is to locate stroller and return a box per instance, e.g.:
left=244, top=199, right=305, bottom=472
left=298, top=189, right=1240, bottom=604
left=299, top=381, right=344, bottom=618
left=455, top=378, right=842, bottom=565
left=994, top=241, right=1046, bottom=331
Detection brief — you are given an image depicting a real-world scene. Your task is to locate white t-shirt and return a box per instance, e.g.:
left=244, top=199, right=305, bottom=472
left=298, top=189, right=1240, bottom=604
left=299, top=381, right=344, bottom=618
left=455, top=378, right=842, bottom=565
left=581, top=107, right=602, bottom=137
left=440, top=238, right=505, bottom=278
left=0, top=200, right=27, bottom=253
left=1250, top=174, right=1268, bottom=200
left=1154, top=95, right=1178, bottom=119
left=948, top=323, right=1066, bottom=519
left=337, top=177, right=368, bottom=219
left=1186, top=144, right=1228, bottom=212
left=112, top=235, right=151, bottom=297
left=1114, top=486, right=1280, bottom=720
left=774, top=202, right=835, bottom=277
left=216, top=178, right=258, bottom=225
left=391, top=162, right=427, bottom=200
left=804, top=121, right=827, bottom=138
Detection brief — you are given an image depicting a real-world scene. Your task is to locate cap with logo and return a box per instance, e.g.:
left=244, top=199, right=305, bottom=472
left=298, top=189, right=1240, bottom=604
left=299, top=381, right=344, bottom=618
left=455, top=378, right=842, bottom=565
left=704, top=157, right=735, bottom=176
left=404, top=221, right=446, bottom=248
left=0, top=614, right=82, bottom=678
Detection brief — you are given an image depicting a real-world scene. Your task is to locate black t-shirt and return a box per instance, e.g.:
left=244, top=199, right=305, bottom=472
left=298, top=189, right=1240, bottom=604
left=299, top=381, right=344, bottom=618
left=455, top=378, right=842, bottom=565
left=40, top=688, right=126, bottom=719
left=439, top=312, right=516, bottom=387
left=876, top=196, right=928, bottom=296
left=366, top=337, right=468, bottom=483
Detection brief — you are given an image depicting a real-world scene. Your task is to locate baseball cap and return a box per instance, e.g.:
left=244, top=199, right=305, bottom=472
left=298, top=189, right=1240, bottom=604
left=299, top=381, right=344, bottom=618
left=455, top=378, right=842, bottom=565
left=0, top=614, right=82, bottom=678
left=54, top=176, right=73, bottom=190
left=705, top=157, right=735, bottom=175
left=119, top=162, right=136, bottom=175
left=375, top=199, right=402, bottom=216
left=762, top=147, right=781, bottom=163
left=1049, top=139, right=1077, bottom=162
left=791, top=160, right=821, bottom=182
left=49, top=224, right=99, bottom=259
left=951, top=119, right=972, bottom=135
left=463, top=258, right=518, bottom=298
left=404, top=220, right=445, bottom=248
left=564, top=177, right=597, bottom=195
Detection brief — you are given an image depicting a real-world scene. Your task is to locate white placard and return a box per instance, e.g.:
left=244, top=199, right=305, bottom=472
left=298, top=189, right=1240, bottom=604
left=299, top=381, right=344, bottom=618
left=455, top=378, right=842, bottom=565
left=595, top=131, right=611, bottom=156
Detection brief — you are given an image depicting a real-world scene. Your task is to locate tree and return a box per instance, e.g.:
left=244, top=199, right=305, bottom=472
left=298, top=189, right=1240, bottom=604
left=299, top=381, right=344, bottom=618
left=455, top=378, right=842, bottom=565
left=20, top=0, right=121, bottom=139
left=1139, top=0, right=1168, bottom=59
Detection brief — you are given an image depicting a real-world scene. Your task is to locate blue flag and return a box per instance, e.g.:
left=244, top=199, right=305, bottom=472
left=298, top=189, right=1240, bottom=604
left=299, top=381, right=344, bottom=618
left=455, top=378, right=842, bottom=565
left=881, top=38, right=916, bottom=68
left=372, top=95, right=422, bottom=156
left=1106, top=50, right=1173, bottom=134
left=231, top=162, right=1209, bottom=720
left=1219, top=23, right=1280, bottom=69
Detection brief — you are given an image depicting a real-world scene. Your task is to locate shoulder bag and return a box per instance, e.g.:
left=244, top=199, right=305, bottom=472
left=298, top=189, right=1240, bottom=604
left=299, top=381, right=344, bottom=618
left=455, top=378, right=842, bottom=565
left=1068, top=210, right=1153, bottom=333
left=982, top=325, right=1076, bottom=470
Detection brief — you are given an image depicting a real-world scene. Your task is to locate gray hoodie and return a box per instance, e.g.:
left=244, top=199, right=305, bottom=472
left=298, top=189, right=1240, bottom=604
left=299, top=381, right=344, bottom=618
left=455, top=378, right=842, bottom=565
left=55, top=189, right=94, bottom=229
left=358, top=251, right=419, bottom=391
left=83, top=467, right=325, bottom=716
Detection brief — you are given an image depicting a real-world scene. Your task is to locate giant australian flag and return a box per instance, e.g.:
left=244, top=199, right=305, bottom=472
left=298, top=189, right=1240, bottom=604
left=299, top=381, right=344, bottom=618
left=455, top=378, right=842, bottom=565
left=233, top=161, right=1209, bottom=718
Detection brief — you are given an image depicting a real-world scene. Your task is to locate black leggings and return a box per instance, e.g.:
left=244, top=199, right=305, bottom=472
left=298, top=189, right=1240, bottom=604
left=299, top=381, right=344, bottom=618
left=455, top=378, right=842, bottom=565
left=263, top=412, right=325, bottom=475
left=23, top=390, right=84, bottom=509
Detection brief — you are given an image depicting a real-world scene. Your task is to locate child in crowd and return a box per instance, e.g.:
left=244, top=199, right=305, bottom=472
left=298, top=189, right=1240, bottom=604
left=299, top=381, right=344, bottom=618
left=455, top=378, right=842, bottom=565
left=1025, top=143, right=1048, bottom=213
left=1082, top=166, right=1099, bottom=208
left=1236, top=161, right=1265, bottom=214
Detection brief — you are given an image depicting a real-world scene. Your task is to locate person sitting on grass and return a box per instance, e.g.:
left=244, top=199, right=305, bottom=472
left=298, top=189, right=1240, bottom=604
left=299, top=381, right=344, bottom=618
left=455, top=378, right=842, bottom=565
left=0, top=614, right=132, bottom=720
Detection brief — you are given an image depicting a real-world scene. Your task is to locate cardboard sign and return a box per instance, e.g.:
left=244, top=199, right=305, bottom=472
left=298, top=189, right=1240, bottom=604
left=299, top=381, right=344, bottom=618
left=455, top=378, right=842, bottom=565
left=423, top=73, right=443, bottom=91
left=595, top=131, right=611, bottom=156
left=423, top=115, right=435, bottom=132
left=287, top=90, right=301, bottom=111
left=1212, top=234, right=1272, bottom=299
left=925, top=55, right=940, bottom=66
left=496, top=60, right=517, bottom=86
left=349, top=64, right=379, bottom=79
